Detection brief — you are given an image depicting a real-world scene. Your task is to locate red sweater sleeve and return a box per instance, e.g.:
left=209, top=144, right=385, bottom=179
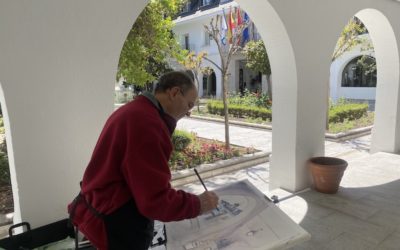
left=121, top=115, right=200, bottom=222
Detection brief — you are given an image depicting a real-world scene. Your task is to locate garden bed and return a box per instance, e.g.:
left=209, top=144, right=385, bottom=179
left=169, top=137, right=257, bottom=171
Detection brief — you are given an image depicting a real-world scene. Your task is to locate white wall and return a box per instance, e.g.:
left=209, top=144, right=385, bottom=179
left=0, top=0, right=399, bottom=227
left=0, top=0, right=142, bottom=227
left=173, top=1, right=245, bottom=98
left=330, top=38, right=376, bottom=102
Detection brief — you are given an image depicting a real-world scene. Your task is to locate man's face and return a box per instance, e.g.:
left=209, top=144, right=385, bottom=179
left=169, top=86, right=198, bottom=120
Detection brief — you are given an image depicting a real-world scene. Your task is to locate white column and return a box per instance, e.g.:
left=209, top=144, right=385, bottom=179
left=237, top=0, right=350, bottom=192
left=356, top=10, right=400, bottom=153
left=261, top=74, right=268, bottom=93
left=216, top=72, right=223, bottom=98
left=197, top=72, right=204, bottom=97
left=0, top=0, right=142, bottom=227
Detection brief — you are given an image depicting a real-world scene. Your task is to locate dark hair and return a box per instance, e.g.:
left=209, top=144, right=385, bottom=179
left=154, top=71, right=195, bottom=94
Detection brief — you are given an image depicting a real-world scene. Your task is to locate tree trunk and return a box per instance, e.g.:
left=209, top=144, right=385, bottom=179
left=222, top=73, right=230, bottom=150
left=193, top=70, right=201, bottom=112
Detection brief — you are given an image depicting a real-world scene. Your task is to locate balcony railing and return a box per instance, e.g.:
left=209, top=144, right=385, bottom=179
left=200, top=0, right=218, bottom=9
left=177, top=0, right=233, bottom=17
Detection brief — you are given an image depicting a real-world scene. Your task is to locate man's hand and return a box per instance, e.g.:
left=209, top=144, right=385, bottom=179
left=198, top=191, right=219, bottom=214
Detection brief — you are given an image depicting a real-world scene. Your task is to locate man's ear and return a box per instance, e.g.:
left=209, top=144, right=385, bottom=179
left=169, top=86, right=181, bottom=98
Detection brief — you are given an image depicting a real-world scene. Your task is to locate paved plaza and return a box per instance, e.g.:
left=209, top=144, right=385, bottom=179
left=175, top=117, right=400, bottom=249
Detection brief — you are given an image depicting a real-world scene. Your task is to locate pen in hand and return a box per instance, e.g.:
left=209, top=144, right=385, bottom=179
left=194, top=168, right=219, bottom=211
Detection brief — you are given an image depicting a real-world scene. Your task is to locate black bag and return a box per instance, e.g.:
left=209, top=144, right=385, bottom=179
left=0, top=218, right=93, bottom=250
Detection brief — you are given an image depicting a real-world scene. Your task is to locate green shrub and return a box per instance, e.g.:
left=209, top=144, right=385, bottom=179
left=329, top=103, right=368, bottom=123
left=172, top=130, right=194, bottom=152
left=207, top=101, right=272, bottom=121
left=206, top=98, right=368, bottom=129
left=228, top=90, right=271, bottom=109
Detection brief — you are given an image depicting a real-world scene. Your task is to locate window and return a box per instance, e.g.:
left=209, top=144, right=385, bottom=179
left=202, top=0, right=212, bottom=6
left=204, top=31, right=211, bottom=46
left=181, top=2, right=190, bottom=12
left=184, top=34, right=190, bottom=50
left=341, top=56, right=377, bottom=87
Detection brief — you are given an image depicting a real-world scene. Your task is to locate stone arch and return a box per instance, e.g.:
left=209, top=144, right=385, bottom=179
left=205, top=71, right=217, bottom=97
left=0, top=1, right=146, bottom=226
left=201, top=62, right=220, bottom=97
left=355, top=9, right=400, bottom=153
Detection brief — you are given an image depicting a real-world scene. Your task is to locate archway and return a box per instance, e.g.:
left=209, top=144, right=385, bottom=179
left=202, top=71, right=217, bottom=97
left=355, top=9, right=400, bottom=153
left=0, top=83, right=19, bottom=224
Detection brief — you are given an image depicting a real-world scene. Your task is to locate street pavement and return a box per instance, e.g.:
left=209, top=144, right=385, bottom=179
left=177, top=117, right=371, bottom=158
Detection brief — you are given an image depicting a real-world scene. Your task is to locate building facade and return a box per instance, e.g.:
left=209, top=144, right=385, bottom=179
left=174, top=0, right=377, bottom=107
left=173, top=0, right=267, bottom=98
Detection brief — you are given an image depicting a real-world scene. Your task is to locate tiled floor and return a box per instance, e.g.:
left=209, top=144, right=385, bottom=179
left=174, top=118, right=400, bottom=249
left=177, top=152, right=400, bottom=249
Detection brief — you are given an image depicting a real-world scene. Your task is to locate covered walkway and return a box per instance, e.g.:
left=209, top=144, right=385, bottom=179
left=176, top=118, right=400, bottom=249
left=1, top=1, right=400, bottom=243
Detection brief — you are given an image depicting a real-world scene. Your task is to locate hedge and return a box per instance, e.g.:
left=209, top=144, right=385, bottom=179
left=329, top=103, right=368, bottom=123
left=207, top=101, right=368, bottom=123
left=206, top=101, right=272, bottom=121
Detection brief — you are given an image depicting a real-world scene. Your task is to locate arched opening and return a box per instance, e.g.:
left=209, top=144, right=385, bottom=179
left=341, top=56, right=377, bottom=88
left=202, top=70, right=217, bottom=97
left=0, top=83, right=16, bottom=229
left=328, top=16, right=377, bottom=139
left=330, top=16, right=377, bottom=105
left=355, top=9, right=400, bottom=153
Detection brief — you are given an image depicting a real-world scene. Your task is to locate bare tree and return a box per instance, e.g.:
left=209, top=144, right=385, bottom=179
left=203, top=14, right=248, bottom=149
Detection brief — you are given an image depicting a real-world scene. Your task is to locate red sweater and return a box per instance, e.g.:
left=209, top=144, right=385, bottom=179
left=68, top=95, right=200, bottom=249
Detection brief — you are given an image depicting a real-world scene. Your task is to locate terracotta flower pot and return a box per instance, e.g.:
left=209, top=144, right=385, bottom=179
left=308, top=156, right=348, bottom=194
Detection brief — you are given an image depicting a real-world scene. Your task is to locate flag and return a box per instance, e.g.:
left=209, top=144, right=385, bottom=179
left=236, top=7, right=242, bottom=26
left=236, top=8, right=243, bottom=45
left=227, top=7, right=236, bottom=44
left=221, top=8, right=228, bottom=45
left=242, top=12, right=249, bottom=46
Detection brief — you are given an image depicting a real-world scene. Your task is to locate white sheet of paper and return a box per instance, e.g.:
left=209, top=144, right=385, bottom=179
left=166, top=180, right=310, bottom=250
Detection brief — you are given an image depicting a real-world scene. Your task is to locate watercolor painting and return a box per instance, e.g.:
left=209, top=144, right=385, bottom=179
left=166, top=180, right=310, bottom=250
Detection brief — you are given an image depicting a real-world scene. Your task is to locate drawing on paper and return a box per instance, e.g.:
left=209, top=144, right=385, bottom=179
left=166, top=180, right=310, bottom=250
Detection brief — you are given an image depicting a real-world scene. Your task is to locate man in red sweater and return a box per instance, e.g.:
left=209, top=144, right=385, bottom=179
left=68, top=71, right=219, bottom=250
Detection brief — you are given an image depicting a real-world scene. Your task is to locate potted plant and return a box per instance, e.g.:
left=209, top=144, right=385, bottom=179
left=308, top=156, right=348, bottom=194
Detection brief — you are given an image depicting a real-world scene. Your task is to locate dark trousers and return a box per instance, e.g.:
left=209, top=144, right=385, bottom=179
left=104, top=200, right=154, bottom=250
